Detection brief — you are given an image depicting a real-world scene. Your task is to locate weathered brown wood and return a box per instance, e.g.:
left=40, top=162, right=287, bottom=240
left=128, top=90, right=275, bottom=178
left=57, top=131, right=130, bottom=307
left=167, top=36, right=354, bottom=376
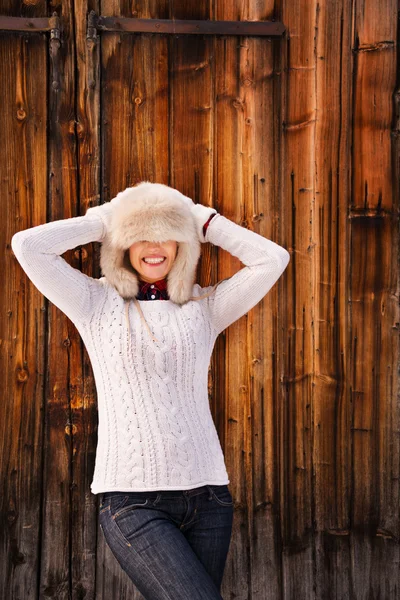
left=213, top=28, right=252, bottom=600
left=95, top=14, right=285, bottom=37
left=71, top=2, right=102, bottom=599
left=0, top=14, right=52, bottom=31
left=311, top=1, right=354, bottom=597
left=0, top=12, right=285, bottom=37
left=202, top=2, right=286, bottom=596
left=349, top=1, right=399, bottom=596
left=1, top=28, right=47, bottom=600
left=280, top=0, right=315, bottom=596
left=38, top=2, right=81, bottom=599
left=2, top=0, right=400, bottom=599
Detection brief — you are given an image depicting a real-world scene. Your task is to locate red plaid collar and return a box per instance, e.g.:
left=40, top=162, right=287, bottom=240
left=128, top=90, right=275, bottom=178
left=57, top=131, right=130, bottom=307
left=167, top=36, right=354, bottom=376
left=139, top=278, right=167, bottom=293
left=137, top=277, right=169, bottom=300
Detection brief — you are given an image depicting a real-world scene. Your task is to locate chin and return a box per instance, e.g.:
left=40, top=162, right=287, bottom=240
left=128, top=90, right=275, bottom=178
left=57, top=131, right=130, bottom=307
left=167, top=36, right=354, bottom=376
left=138, top=266, right=171, bottom=281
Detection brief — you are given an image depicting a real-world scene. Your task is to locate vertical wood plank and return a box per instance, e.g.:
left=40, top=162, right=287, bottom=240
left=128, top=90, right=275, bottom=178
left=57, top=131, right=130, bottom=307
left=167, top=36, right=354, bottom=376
left=231, top=4, right=285, bottom=600
left=38, top=3, right=79, bottom=598
left=71, top=1, right=104, bottom=599
left=281, top=0, right=316, bottom=596
left=213, top=31, right=252, bottom=600
left=312, top=0, right=353, bottom=598
left=350, top=0, right=399, bottom=597
left=2, top=30, right=47, bottom=600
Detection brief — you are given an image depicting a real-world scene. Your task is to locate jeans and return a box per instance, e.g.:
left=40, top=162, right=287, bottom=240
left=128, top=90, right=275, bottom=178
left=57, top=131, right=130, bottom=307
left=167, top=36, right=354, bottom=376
left=98, top=484, right=234, bottom=600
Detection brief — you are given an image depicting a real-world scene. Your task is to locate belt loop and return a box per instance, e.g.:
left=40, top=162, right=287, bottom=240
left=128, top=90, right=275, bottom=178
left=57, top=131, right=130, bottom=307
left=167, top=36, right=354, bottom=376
left=206, top=485, right=213, bottom=500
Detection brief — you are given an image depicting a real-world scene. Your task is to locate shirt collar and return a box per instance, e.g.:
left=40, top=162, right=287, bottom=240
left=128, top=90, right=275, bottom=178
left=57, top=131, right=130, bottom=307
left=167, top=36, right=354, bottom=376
left=139, top=277, right=167, bottom=291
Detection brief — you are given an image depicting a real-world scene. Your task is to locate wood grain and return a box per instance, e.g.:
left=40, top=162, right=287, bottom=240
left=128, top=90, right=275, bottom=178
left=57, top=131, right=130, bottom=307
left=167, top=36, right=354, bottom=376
left=2, top=0, right=399, bottom=598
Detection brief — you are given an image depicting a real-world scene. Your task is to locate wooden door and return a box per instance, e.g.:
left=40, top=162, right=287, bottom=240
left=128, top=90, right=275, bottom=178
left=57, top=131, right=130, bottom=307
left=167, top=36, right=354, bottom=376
left=1, top=2, right=399, bottom=599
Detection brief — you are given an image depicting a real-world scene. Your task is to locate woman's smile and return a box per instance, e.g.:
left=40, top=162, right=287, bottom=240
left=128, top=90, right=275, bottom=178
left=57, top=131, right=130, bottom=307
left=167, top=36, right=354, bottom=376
left=129, top=240, right=178, bottom=283
left=142, top=255, right=167, bottom=265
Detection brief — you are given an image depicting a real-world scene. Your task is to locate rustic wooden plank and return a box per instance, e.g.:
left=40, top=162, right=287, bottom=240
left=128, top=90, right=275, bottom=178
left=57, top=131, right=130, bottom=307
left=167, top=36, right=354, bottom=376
left=189, top=7, right=286, bottom=596
left=0, top=13, right=285, bottom=37
left=237, top=33, right=285, bottom=600
left=350, top=0, right=399, bottom=596
left=36, top=0, right=76, bottom=595
left=280, top=0, right=315, bottom=597
left=96, top=14, right=285, bottom=37
left=2, top=31, right=47, bottom=600
left=229, top=15, right=284, bottom=600
left=168, top=35, right=213, bottom=202
left=312, top=0, right=353, bottom=598
left=212, top=34, right=251, bottom=599
left=69, top=2, right=104, bottom=599
left=0, top=15, right=51, bottom=31
left=100, top=32, right=169, bottom=192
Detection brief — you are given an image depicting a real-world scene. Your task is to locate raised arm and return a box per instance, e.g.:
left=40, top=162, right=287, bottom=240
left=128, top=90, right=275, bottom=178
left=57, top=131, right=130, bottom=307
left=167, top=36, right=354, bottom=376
left=191, top=204, right=290, bottom=335
left=11, top=203, right=113, bottom=326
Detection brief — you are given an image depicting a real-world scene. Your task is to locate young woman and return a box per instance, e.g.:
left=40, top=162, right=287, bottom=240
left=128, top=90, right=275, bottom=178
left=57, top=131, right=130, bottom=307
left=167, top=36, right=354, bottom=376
left=11, top=181, right=290, bottom=600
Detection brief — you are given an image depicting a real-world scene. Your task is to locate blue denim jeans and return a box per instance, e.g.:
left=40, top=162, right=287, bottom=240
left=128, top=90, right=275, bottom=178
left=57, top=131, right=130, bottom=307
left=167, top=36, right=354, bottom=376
left=98, top=484, right=234, bottom=600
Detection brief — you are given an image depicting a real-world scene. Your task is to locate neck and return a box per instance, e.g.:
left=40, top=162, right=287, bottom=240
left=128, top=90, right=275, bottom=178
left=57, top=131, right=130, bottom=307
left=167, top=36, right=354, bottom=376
left=139, top=276, right=167, bottom=285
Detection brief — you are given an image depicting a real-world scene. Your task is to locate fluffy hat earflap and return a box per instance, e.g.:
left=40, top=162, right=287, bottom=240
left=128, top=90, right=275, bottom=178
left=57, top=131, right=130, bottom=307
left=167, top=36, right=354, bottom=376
left=100, top=181, right=201, bottom=305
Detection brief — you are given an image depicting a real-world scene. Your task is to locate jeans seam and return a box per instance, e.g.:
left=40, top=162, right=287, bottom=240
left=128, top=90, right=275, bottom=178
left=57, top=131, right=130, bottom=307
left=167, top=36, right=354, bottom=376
left=109, top=515, right=176, bottom=600
left=181, top=508, right=198, bottom=529
left=113, top=499, right=149, bottom=519
left=210, top=488, right=234, bottom=507
left=153, top=492, right=162, bottom=506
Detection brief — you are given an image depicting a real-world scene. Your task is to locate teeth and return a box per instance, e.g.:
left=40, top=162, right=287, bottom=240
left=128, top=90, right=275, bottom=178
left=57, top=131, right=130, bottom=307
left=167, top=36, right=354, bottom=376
left=143, top=257, right=165, bottom=264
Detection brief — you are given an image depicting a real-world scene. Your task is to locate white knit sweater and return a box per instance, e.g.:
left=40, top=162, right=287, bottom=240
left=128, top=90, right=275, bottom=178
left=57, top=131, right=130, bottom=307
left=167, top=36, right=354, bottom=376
left=11, top=206, right=290, bottom=494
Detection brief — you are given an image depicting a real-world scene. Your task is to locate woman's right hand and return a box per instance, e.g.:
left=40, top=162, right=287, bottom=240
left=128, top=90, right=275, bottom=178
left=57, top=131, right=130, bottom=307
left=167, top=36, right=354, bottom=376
left=85, top=193, right=125, bottom=238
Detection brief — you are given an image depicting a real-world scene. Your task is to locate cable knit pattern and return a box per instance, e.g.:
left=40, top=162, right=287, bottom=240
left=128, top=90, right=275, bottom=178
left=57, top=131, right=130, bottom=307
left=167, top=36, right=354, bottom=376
left=11, top=209, right=290, bottom=493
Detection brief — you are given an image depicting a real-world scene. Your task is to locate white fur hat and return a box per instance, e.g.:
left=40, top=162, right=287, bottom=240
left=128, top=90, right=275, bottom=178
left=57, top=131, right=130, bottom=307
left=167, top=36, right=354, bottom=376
left=100, top=181, right=201, bottom=304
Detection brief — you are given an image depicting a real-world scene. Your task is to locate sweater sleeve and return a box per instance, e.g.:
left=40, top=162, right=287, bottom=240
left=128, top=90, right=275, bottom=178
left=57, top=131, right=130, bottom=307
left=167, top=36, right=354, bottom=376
left=202, top=213, right=290, bottom=335
left=11, top=206, right=112, bottom=326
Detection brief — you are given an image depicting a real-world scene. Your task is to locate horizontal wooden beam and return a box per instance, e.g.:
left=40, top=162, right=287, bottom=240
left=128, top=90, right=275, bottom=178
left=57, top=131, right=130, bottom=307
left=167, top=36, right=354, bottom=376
left=0, top=12, right=285, bottom=37
left=95, top=15, right=286, bottom=37
left=0, top=15, right=52, bottom=32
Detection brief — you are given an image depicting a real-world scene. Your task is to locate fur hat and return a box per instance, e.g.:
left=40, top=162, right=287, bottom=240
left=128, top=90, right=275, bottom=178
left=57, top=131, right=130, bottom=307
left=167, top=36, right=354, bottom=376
left=100, top=181, right=201, bottom=305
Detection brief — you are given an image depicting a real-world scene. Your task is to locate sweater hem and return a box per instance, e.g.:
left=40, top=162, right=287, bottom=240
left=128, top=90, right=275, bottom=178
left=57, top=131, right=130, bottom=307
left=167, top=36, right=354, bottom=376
left=90, top=478, right=230, bottom=494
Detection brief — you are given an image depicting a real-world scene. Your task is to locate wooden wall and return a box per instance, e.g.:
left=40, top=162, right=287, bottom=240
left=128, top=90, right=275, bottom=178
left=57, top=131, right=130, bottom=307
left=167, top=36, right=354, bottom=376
left=1, top=1, right=399, bottom=598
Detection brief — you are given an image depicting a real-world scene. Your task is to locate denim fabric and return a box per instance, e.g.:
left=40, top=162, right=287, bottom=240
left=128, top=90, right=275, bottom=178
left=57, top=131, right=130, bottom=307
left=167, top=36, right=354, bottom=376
left=98, top=484, right=234, bottom=600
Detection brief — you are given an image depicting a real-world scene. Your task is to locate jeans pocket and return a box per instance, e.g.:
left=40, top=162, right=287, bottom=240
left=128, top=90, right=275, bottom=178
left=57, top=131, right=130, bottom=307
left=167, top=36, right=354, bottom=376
left=99, top=493, right=118, bottom=515
left=209, top=486, right=234, bottom=507
left=111, top=495, right=154, bottom=548
left=113, top=496, right=150, bottom=519
left=107, top=494, right=129, bottom=515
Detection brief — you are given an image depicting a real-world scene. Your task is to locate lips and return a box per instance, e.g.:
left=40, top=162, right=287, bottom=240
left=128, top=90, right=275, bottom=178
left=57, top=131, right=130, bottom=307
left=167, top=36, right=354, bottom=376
left=142, top=256, right=167, bottom=265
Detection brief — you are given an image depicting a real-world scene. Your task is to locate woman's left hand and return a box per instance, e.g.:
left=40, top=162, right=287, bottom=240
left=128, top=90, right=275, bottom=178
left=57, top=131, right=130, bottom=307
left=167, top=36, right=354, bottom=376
left=190, top=203, right=218, bottom=243
left=179, top=193, right=217, bottom=243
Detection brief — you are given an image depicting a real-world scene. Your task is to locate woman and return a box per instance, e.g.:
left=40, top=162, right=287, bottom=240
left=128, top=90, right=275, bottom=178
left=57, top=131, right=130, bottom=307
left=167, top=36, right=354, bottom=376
left=11, top=181, right=290, bottom=599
